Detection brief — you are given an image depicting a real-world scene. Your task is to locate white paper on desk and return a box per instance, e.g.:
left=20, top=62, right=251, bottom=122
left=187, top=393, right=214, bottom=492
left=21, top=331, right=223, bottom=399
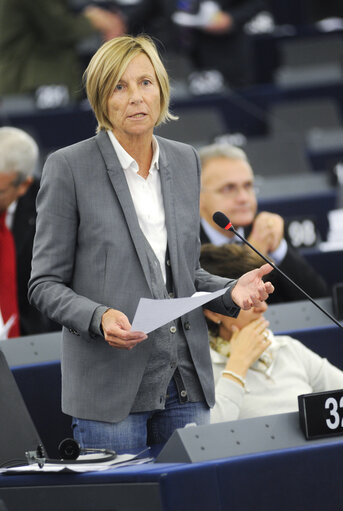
left=0, top=454, right=153, bottom=474
left=131, top=288, right=227, bottom=334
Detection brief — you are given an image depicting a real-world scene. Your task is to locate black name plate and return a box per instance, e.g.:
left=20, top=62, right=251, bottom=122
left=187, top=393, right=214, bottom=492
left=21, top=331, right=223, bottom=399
left=298, top=389, right=343, bottom=440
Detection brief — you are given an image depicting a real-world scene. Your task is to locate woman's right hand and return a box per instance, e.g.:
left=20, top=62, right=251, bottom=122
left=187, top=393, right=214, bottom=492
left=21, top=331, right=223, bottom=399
left=101, top=308, right=147, bottom=350
left=224, top=317, right=271, bottom=377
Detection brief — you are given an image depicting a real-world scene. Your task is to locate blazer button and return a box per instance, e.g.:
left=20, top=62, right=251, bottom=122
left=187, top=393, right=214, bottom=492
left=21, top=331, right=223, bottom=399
left=180, top=390, right=187, bottom=398
left=184, top=321, right=190, bottom=330
left=170, top=326, right=177, bottom=334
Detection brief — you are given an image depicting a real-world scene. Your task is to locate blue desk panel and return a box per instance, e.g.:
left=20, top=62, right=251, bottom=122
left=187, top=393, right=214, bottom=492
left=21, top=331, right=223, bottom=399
left=12, top=361, right=71, bottom=459
left=1, top=440, right=343, bottom=511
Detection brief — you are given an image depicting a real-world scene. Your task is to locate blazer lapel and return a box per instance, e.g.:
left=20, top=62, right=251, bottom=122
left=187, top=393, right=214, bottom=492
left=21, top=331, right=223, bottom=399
left=95, top=131, right=153, bottom=294
left=158, top=141, right=180, bottom=297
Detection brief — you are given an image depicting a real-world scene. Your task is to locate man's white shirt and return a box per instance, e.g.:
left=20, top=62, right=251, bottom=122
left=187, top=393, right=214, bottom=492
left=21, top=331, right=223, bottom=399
left=200, top=218, right=287, bottom=264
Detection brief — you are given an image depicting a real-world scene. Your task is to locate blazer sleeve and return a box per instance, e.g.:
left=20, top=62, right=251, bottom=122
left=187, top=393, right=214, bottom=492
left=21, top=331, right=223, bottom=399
left=28, top=151, right=104, bottom=337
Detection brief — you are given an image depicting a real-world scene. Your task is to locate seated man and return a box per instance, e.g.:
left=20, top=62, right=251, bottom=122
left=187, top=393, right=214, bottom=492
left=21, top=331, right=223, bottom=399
left=200, top=243, right=343, bottom=422
left=0, top=127, right=60, bottom=337
left=199, top=143, right=329, bottom=303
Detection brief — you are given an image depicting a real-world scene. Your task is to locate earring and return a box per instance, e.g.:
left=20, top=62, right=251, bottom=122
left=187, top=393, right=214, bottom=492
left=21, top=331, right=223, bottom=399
left=217, top=320, right=221, bottom=325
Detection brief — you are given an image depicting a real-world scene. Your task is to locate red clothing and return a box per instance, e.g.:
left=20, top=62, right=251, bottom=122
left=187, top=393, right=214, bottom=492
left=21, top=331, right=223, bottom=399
left=0, top=211, right=20, bottom=337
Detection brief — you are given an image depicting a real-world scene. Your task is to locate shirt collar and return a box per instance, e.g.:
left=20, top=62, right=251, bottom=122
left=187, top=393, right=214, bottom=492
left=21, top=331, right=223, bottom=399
left=201, top=218, right=244, bottom=245
left=6, top=200, right=17, bottom=229
left=107, top=130, right=160, bottom=174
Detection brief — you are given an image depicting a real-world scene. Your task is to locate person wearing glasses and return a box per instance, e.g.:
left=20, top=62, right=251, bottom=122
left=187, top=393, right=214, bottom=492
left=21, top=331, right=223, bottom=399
left=199, top=143, right=328, bottom=303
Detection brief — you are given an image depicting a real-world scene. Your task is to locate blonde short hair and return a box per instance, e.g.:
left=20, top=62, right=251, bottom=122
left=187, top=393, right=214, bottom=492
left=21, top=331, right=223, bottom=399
left=84, top=34, right=177, bottom=133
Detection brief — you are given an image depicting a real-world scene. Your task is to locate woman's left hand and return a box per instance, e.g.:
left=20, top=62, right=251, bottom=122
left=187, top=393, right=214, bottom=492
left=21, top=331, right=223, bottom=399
left=231, top=263, right=274, bottom=310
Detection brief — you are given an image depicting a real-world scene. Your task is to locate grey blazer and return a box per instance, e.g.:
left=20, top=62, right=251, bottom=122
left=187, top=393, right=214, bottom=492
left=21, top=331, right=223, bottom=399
left=29, top=131, right=238, bottom=422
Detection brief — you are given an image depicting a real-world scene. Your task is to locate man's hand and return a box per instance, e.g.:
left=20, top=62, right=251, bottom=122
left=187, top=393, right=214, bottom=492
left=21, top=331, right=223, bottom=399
left=101, top=309, right=147, bottom=350
left=248, top=212, right=284, bottom=255
left=231, top=263, right=274, bottom=310
left=205, top=11, right=233, bottom=33
left=83, top=6, right=127, bottom=40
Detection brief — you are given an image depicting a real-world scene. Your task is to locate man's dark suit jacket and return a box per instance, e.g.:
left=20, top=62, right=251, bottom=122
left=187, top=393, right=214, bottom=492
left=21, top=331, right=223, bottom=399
left=200, top=223, right=329, bottom=304
left=12, top=179, right=61, bottom=336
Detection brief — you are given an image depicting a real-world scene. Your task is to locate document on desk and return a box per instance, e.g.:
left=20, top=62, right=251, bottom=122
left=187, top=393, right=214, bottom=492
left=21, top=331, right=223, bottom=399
left=131, top=288, right=227, bottom=334
left=0, top=453, right=153, bottom=474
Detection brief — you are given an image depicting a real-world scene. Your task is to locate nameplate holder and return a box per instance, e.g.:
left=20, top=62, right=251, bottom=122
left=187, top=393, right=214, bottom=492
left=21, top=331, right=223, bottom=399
left=298, top=388, right=343, bottom=440
left=155, top=411, right=343, bottom=464
left=285, top=215, right=319, bottom=248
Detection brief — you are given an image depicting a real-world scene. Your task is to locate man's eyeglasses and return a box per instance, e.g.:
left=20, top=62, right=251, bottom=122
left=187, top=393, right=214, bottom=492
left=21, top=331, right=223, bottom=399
left=201, top=182, right=259, bottom=198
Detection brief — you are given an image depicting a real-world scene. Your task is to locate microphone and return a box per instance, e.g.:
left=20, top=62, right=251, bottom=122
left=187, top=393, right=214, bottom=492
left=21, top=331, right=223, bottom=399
left=212, top=211, right=343, bottom=331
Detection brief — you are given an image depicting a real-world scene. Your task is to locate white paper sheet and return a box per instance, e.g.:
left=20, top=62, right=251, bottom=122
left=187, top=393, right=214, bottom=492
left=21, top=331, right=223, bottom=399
left=131, top=288, right=227, bottom=334
left=0, top=453, right=153, bottom=474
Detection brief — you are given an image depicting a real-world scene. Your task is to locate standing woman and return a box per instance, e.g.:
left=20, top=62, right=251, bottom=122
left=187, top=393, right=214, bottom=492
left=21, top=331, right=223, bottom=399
left=29, top=35, right=274, bottom=453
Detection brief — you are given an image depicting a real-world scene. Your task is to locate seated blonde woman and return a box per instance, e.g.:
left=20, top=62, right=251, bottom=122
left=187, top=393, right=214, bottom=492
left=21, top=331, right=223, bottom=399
left=200, top=243, right=343, bottom=423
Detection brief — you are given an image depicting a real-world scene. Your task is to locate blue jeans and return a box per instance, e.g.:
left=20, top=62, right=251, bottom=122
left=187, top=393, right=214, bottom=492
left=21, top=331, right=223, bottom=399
left=72, top=378, right=210, bottom=454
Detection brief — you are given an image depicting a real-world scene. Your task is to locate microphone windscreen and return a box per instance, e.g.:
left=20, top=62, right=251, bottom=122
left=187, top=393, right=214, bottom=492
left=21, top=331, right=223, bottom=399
left=213, top=211, right=231, bottom=229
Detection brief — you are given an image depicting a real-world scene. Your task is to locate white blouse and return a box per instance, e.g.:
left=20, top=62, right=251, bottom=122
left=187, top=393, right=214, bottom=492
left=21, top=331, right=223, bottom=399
left=211, top=332, right=343, bottom=423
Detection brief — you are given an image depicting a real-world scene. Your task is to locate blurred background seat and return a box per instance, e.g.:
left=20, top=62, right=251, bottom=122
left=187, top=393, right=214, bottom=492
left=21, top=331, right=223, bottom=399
left=243, top=134, right=312, bottom=175
left=269, top=98, right=343, bottom=137
left=155, top=106, right=227, bottom=148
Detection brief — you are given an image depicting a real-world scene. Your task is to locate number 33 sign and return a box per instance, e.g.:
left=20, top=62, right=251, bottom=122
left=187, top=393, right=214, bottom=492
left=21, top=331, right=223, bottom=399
left=299, top=390, right=343, bottom=440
